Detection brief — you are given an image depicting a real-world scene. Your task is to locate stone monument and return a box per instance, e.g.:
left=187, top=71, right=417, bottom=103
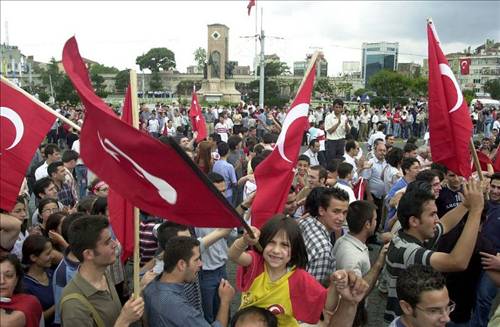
left=198, top=24, right=241, bottom=103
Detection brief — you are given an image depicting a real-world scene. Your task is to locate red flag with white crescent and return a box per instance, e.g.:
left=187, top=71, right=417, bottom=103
left=460, top=58, right=471, bottom=75
left=427, top=20, right=473, bottom=177
left=189, top=87, right=207, bottom=143
left=251, top=62, right=316, bottom=228
left=1, top=79, right=56, bottom=211
left=62, top=36, right=242, bottom=228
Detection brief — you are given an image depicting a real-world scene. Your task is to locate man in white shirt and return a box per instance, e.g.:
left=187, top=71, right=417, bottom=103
left=35, top=143, right=61, bottom=180
left=343, top=140, right=361, bottom=182
left=368, top=123, right=386, bottom=150
left=325, top=99, right=350, bottom=162
left=302, top=139, right=321, bottom=167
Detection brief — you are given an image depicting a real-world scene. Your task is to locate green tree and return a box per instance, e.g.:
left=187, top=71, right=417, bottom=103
left=149, top=71, right=163, bottom=91
left=336, top=82, right=353, bottom=99
left=176, top=80, right=202, bottom=96
left=56, top=76, right=80, bottom=105
left=115, top=69, right=130, bottom=93
left=410, top=76, right=428, bottom=97
left=314, top=78, right=334, bottom=97
left=89, top=63, right=119, bottom=75
left=136, top=48, right=176, bottom=72
left=90, top=71, right=108, bottom=98
left=368, top=70, right=409, bottom=107
left=248, top=79, right=284, bottom=106
left=257, top=60, right=290, bottom=77
left=463, top=89, right=475, bottom=105
left=484, top=78, right=500, bottom=99
left=193, top=47, right=207, bottom=71
left=354, top=88, right=367, bottom=97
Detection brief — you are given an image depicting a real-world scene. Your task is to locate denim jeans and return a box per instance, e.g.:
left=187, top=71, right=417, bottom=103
left=198, top=264, right=227, bottom=323
left=75, top=164, right=88, bottom=199
left=393, top=123, right=401, bottom=138
left=470, top=271, right=498, bottom=327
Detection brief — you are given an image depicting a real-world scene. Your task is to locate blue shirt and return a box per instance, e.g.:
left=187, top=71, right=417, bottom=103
left=24, top=269, right=55, bottom=325
left=144, top=279, right=222, bottom=327
left=53, top=252, right=79, bottom=324
left=384, top=177, right=409, bottom=230
left=212, top=159, right=237, bottom=199
left=482, top=201, right=500, bottom=252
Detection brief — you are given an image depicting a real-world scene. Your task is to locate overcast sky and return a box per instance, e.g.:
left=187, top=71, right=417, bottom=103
left=1, top=1, right=499, bottom=75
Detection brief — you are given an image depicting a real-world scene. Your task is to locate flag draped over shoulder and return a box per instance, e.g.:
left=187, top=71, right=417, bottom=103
left=427, top=20, right=473, bottom=178
left=189, top=89, right=207, bottom=143
left=251, top=60, right=317, bottom=228
left=108, top=85, right=135, bottom=262
left=1, top=79, right=56, bottom=210
left=62, top=37, right=241, bottom=228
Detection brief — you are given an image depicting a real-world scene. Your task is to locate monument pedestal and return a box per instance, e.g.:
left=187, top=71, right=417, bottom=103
left=198, top=79, right=241, bottom=104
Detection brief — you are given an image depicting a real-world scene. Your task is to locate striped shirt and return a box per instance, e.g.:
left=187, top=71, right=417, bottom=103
left=139, top=218, right=162, bottom=266
left=384, top=223, right=443, bottom=323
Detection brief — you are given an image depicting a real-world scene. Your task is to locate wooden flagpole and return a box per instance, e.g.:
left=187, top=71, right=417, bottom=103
left=128, top=70, right=142, bottom=298
left=1, top=75, right=81, bottom=131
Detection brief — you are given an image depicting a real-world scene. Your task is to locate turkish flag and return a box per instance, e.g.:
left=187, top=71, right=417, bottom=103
left=476, top=151, right=492, bottom=172
left=251, top=63, right=316, bottom=228
left=247, top=0, right=256, bottom=15
left=460, top=58, right=471, bottom=75
left=427, top=21, right=473, bottom=178
left=493, top=146, right=500, bottom=173
left=62, top=37, right=241, bottom=228
left=189, top=89, right=207, bottom=143
left=1, top=79, right=56, bottom=211
left=108, top=85, right=135, bottom=262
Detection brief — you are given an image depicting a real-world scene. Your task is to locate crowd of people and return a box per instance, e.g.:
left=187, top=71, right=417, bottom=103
left=1, top=97, right=499, bottom=327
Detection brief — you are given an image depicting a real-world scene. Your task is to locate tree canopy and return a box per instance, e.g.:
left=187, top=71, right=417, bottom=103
left=136, top=48, right=176, bottom=72
left=193, top=47, right=206, bottom=71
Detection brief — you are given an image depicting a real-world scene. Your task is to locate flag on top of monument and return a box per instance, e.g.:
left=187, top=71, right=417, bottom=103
left=62, top=36, right=242, bottom=228
left=460, top=58, right=471, bottom=75
left=189, top=86, right=207, bottom=143
left=247, top=0, right=256, bottom=15
left=108, top=84, right=135, bottom=262
left=0, top=78, right=57, bottom=211
left=251, top=55, right=318, bottom=228
left=427, top=20, right=473, bottom=178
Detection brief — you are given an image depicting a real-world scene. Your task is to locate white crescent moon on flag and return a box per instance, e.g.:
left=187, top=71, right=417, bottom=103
left=276, top=103, right=309, bottom=163
left=0, top=106, right=24, bottom=151
left=461, top=61, right=468, bottom=69
left=439, top=64, right=463, bottom=113
left=97, top=131, right=178, bottom=204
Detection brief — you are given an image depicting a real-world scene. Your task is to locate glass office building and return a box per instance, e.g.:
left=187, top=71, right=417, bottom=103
left=361, top=42, right=399, bottom=87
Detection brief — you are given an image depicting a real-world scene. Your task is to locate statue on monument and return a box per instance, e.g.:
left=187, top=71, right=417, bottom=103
left=208, top=51, right=220, bottom=79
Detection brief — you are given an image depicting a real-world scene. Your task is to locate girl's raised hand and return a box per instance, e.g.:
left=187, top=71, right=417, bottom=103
left=243, top=226, right=260, bottom=246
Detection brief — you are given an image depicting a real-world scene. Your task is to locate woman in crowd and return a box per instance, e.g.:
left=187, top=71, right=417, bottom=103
left=0, top=254, right=43, bottom=327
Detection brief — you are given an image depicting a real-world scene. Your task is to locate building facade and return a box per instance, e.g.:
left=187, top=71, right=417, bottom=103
left=361, top=41, right=399, bottom=86
left=293, top=55, right=328, bottom=77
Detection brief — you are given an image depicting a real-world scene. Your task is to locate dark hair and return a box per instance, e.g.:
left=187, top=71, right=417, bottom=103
left=347, top=201, right=377, bottom=234
left=253, top=143, right=265, bottom=155
left=401, top=157, right=419, bottom=176
left=332, top=98, right=344, bottom=107
left=77, top=195, right=98, bottom=214
left=398, top=188, right=435, bottom=230
left=337, top=162, right=353, bottom=179
left=209, top=133, right=221, bottom=143
left=309, top=139, right=319, bottom=148
left=251, top=153, right=268, bottom=171
left=38, top=197, right=59, bottom=215
left=310, top=165, right=328, bottom=181
left=377, top=123, right=386, bottom=132
left=157, top=221, right=190, bottom=251
left=62, top=150, right=79, bottom=163
left=230, top=306, right=278, bottom=327
left=22, top=234, right=51, bottom=265
left=396, top=265, right=446, bottom=308
left=345, top=140, right=357, bottom=153
left=46, top=212, right=66, bottom=233
left=163, top=236, right=200, bottom=273
left=297, top=154, right=310, bottom=165
left=304, top=187, right=327, bottom=216
left=406, top=181, right=433, bottom=195
left=326, top=159, right=342, bottom=173
left=373, top=138, right=385, bottom=149
left=258, top=215, right=308, bottom=269
left=68, top=215, right=110, bottom=262
left=33, top=177, right=54, bottom=199
left=44, top=143, right=60, bottom=156
left=0, top=254, right=24, bottom=294
left=262, top=133, right=277, bottom=145
left=228, top=135, right=243, bottom=151
left=491, top=172, right=500, bottom=184
left=206, top=172, right=225, bottom=184
left=61, top=212, right=86, bottom=242
left=403, top=142, right=418, bottom=154
left=217, top=141, right=229, bottom=157
left=47, top=161, right=64, bottom=177
left=416, top=169, right=440, bottom=183
left=91, top=197, right=108, bottom=216
left=386, top=147, right=404, bottom=168
left=307, top=187, right=349, bottom=217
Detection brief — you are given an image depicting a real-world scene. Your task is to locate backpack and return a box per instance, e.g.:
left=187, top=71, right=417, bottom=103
left=60, top=293, right=105, bottom=327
